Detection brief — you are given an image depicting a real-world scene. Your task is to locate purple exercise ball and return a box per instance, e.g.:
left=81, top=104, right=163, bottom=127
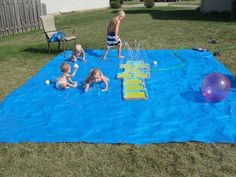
left=201, top=73, right=231, bottom=102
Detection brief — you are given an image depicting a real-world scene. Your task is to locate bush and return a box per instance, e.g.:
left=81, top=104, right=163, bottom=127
left=110, top=0, right=122, bottom=9
left=144, top=0, right=154, bottom=8
left=232, top=0, right=236, bottom=19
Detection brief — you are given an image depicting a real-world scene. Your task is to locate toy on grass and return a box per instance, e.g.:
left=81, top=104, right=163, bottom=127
left=201, top=73, right=231, bottom=102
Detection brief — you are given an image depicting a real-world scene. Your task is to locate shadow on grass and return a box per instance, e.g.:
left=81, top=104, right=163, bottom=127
left=124, top=8, right=232, bottom=22
left=21, top=47, right=62, bottom=55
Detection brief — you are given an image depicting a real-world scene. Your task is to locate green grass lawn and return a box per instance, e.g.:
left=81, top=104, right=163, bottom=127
left=170, top=0, right=201, bottom=6
left=123, top=1, right=143, bottom=5
left=123, top=0, right=201, bottom=6
left=0, top=6, right=236, bottom=177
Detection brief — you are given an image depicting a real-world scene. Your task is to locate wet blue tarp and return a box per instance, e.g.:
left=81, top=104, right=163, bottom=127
left=0, top=49, right=236, bottom=144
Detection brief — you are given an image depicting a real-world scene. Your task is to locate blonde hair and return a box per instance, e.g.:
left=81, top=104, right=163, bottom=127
left=117, top=10, right=125, bottom=18
left=107, top=10, right=125, bottom=33
left=61, top=62, right=70, bottom=73
left=86, top=68, right=101, bottom=84
left=91, top=68, right=101, bottom=77
left=75, top=44, right=82, bottom=51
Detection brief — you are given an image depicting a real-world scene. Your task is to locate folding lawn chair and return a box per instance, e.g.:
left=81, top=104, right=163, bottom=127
left=39, top=15, right=77, bottom=57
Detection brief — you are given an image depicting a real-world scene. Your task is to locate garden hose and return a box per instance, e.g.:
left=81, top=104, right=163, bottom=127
left=149, top=50, right=187, bottom=72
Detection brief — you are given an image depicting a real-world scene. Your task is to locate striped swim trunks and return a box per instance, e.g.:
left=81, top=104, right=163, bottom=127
left=107, top=32, right=121, bottom=48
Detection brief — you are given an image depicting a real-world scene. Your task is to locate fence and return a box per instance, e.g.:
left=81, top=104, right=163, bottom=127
left=0, top=0, right=42, bottom=36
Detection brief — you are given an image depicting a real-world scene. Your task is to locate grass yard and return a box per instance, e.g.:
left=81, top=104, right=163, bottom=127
left=0, top=6, right=236, bottom=177
left=123, top=0, right=201, bottom=6
left=170, top=0, right=201, bottom=6
left=123, top=1, right=143, bottom=5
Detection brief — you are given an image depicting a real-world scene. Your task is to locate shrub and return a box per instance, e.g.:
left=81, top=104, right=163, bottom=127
left=144, top=0, right=154, bottom=8
left=232, top=0, right=236, bottom=19
left=110, top=0, right=122, bottom=9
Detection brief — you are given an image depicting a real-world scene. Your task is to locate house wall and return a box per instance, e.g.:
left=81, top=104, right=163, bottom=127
left=201, top=0, right=233, bottom=13
left=41, top=0, right=110, bottom=14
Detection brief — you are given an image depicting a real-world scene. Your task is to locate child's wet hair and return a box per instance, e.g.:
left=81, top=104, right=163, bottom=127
left=61, top=62, right=70, bottom=73
left=85, top=68, right=101, bottom=84
left=91, top=68, right=101, bottom=77
left=75, top=44, right=82, bottom=51
left=117, top=10, right=125, bottom=17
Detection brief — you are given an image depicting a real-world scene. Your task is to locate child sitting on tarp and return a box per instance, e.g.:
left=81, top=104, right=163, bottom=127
left=71, top=44, right=86, bottom=62
left=84, top=68, right=109, bottom=92
left=55, top=62, right=78, bottom=89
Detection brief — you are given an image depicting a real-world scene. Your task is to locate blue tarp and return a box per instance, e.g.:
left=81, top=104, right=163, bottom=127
left=0, top=49, right=236, bottom=144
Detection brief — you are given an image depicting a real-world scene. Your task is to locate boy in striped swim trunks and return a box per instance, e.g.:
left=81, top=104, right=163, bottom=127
left=102, top=10, right=126, bottom=60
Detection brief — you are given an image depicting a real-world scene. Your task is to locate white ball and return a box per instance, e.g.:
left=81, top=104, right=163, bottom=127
left=153, top=61, right=157, bottom=65
left=74, top=64, right=79, bottom=69
left=45, top=80, right=50, bottom=85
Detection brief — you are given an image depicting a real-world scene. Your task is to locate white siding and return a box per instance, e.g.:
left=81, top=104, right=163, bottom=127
left=41, top=0, right=110, bottom=14
left=201, top=0, right=233, bottom=13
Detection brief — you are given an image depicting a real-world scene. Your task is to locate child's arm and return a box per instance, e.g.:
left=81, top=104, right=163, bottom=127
left=66, top=66, right=78, bottom=78
left=84, top=83, right=90, bottom=92
left=71, top=54, right=77, bottom=61
left=81, top=49, right=86, bottom=62
left=101, top=76, right=109, bottom=92
left=68, top=78, right=76, bottom=84
left=67, top=82, right=77, bottom=88
left=71, top=64, right=78, bottom=77
left=115, top=20, right=120, bottom=38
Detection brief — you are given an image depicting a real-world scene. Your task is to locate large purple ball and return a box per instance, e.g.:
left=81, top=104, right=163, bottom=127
left=201, top=73, right=231, bottom=102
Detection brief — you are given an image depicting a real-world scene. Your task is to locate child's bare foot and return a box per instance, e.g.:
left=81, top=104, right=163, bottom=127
left=68, top=81, right=77, bottom=88
left=118, top=55, right=124, bottom=59
left=71, top=82, right=77, bottom=88
left=72, top=58, right=77, bottom=63
left=101, top=56, right=106, bottom=60
left=102, top=88, right=108, bottom=92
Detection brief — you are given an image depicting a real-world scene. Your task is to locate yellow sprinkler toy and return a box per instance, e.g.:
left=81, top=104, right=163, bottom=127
left=116, top=60, right=150, bottom=100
